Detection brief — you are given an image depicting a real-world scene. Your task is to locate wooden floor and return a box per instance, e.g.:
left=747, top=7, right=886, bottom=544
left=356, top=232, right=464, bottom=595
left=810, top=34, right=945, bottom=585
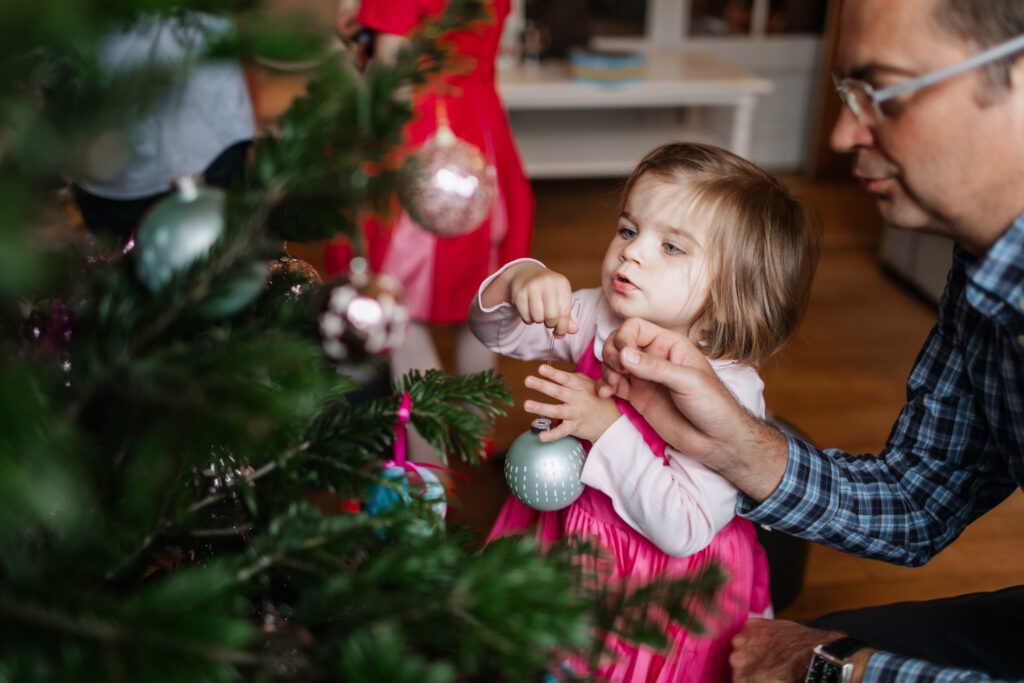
left=290, top=172, right=1024, bottom=624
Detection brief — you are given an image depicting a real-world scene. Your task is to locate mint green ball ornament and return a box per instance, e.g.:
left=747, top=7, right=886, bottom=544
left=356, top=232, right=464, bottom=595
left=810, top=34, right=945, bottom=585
left=504, top=417, right=586, bottom=511
left=135, top=175, right=268, bottom=317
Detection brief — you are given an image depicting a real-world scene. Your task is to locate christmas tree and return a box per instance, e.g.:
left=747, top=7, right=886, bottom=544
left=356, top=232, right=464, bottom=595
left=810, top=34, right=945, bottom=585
left=0, top=1, right=724, bottom=680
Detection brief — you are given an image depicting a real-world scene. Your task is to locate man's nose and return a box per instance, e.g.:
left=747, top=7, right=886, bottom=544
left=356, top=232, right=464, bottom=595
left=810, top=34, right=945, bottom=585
left=830, top=104, right=874, bottom=154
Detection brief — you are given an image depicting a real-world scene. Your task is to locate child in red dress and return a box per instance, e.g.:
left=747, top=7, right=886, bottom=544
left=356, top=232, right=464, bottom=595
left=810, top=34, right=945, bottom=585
left=326, top=0, right=533, bottom=473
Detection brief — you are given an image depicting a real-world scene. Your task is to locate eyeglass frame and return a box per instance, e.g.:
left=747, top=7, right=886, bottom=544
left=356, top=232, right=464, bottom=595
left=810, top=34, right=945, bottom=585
left=832, top=32, right=1024, bottom=123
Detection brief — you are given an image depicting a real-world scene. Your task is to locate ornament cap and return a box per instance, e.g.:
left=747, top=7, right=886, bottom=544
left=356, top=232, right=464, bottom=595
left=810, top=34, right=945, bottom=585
left=172, top=174, right=202, bottom=202
left=530, top=417, right=552, bottom=433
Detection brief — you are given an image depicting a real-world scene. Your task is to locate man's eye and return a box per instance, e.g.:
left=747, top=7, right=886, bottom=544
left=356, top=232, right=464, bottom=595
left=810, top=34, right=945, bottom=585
left=878, top=97, right=906, bottom=117
left=618, top=226, right=637, bottom=239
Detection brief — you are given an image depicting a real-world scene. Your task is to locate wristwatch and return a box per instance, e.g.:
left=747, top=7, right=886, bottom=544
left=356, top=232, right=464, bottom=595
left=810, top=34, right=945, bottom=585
left=804, top=636, right=868, bottom=683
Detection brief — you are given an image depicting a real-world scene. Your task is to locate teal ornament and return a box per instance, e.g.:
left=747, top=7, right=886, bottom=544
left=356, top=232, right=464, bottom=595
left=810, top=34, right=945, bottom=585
left=504, top=418, right=586, bottom=511
left=193, top=260, right=271, bottom=318
left=365, top=464, right=446, bottom=535
left=134, top=175, right=269, bottom=317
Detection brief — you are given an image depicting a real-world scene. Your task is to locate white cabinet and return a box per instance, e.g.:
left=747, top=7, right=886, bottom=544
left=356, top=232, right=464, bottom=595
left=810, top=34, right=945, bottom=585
left=499, top=0, right=827, bottom=176
left=497, top=50, right=772, bottom=178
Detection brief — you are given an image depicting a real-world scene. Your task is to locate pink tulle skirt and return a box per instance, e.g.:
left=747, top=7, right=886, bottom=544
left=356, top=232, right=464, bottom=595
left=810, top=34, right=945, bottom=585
left=488, top=487, right=772, bottom=682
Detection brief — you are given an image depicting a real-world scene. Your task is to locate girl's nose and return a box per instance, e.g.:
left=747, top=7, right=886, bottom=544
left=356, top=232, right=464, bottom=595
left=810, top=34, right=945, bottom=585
left=620, top=239, right=644, bottom=264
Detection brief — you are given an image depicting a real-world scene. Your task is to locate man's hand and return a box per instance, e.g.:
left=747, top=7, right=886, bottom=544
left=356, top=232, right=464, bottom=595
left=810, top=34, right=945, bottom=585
left=598, top=318, right=788, bottom=501
left=730, top=619, right=846, bottom=682
left=523, top=364, right=619, bottom=443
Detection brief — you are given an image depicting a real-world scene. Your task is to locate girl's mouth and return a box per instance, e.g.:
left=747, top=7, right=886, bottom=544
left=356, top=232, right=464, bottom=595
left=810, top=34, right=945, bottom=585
left=611, top=273, right=637, bottom=293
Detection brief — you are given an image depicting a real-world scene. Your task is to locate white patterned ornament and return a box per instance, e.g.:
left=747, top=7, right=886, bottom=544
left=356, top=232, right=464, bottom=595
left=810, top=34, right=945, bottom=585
left=318, top=257, right=409, bottom=362
left=504, top=417, right=586, bottom=511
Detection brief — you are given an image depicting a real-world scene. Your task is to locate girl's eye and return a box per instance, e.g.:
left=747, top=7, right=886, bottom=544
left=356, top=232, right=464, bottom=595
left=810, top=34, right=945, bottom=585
left=617, top=226, right=637, bottom=240
left=663, top=242, right=684, bottom=255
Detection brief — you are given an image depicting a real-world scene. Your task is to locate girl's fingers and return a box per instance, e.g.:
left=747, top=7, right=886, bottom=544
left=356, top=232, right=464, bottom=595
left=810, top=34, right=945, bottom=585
left=537, top=421, right=574, bottom=442
left=552, top=314, right=571, bottom=338
left=536, top=363, right=591, bottom=388
left=542, top=289, right=562, bottom=330
left=523, top=399, right=570, bottom=421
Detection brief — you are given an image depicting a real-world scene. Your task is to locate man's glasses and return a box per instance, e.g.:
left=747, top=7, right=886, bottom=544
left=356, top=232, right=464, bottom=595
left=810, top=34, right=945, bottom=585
left=833, top=33, right=1024, bottom=125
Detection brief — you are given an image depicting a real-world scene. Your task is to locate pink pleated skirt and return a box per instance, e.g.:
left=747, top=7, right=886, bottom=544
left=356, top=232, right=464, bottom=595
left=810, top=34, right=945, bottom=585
left=488, top=487, right=772, bottom=682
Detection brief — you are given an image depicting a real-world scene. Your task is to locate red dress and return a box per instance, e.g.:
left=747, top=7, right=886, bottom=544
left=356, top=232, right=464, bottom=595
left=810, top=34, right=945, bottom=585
left=325, top=0, right=533, bottom=324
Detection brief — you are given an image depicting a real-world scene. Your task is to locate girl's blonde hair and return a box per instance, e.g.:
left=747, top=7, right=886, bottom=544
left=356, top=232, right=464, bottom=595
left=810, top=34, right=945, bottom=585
left=620, top=142, right=820, bottom=366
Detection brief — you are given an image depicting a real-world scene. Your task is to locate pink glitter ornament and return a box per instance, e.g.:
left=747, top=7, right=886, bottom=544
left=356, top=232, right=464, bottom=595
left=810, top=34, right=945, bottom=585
left=399, top=101, right=497, bottom=237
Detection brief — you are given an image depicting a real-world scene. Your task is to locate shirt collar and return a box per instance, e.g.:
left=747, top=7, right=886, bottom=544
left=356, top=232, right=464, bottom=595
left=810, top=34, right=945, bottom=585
left=963, top=211, right=1024, bottom=316
left=592, top=296, right=620, bottom=362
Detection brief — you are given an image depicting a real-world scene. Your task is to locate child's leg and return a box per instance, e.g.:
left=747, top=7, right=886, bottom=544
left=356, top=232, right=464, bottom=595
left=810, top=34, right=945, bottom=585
left=391, top=320, right=442, bottom=378
left=453, top=322, right=496, bottom=376
left=454, top=323, right=498, bottom=457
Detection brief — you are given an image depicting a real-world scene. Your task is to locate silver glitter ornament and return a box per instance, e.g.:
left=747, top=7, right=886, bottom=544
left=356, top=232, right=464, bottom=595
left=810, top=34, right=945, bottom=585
left=318, top=257, right=409, bottom=362
left=399, top=101, right=496, bottom=237
left=193, top=448, right=255, bottom=498
left=504, top=417, right=586, bottom=511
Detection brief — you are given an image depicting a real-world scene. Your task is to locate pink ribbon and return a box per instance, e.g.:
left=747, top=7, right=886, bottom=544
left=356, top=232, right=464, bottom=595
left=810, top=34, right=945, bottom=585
left=385, top=392, right=468, bottom=483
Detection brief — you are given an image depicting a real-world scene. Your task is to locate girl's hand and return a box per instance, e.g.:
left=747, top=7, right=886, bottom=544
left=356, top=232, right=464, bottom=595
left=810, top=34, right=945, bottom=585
left=505, top=263, right=579, bottom=338
left=523, top=364, right=620, bottom=443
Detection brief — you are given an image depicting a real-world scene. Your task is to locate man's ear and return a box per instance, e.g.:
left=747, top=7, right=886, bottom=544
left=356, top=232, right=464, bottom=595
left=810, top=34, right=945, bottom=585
left=1007, top=55, right=1024, bottom=126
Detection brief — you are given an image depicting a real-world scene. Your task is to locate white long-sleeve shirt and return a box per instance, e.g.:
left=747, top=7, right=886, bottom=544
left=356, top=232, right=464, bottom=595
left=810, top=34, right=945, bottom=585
left=469, top=259, right=767, bottom=557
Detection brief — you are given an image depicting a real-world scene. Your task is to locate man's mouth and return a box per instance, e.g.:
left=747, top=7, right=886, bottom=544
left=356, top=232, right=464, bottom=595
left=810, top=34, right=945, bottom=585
left=857, top=175, right=891, bottom=193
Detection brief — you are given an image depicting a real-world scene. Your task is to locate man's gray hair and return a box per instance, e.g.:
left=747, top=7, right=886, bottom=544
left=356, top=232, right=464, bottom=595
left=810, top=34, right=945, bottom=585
left=935, top=0, right=1024, bottom=90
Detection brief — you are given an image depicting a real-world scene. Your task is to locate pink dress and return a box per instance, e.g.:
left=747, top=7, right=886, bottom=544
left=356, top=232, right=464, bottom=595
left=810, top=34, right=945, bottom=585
left=324, top=0, right=534, bottom=324
left=488, top=344, right=772, bottom=683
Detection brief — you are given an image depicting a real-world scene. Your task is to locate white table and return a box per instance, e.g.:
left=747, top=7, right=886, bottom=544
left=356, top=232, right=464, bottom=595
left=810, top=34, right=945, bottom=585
left=497, top=49, right=773, bottom=178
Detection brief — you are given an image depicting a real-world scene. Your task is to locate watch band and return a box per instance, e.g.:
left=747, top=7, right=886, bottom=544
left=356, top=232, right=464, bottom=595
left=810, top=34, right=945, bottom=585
left=821, top=636, right=867, bottom=659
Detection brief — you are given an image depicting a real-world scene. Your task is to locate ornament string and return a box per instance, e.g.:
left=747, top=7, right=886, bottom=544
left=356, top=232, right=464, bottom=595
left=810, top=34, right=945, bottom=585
left=386, top=392, right=468, bottom=482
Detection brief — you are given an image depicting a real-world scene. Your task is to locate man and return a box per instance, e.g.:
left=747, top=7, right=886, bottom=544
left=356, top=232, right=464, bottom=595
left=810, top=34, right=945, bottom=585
left=597, top=0, right=1024, bottom=680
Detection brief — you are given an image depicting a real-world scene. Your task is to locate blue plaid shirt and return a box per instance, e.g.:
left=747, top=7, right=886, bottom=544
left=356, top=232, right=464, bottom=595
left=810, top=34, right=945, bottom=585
left=739, top=211, right=1024, bottom=682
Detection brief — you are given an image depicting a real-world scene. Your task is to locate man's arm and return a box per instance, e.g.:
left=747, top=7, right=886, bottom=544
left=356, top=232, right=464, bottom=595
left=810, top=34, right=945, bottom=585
left=730, top=619, right=1006, bottom=683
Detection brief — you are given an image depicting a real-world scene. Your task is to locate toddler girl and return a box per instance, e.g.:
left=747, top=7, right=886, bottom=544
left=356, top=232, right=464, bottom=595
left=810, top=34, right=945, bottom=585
left=468, top=142, right=819, bottom=681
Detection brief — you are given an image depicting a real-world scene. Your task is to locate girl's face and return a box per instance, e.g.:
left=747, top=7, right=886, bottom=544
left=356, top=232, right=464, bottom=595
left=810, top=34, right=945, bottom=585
left=600, top=174, right=713, bottom=335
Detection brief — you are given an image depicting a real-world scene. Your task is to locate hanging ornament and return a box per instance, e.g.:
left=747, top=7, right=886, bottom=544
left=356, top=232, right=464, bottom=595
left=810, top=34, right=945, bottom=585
left=318, top=257, right=409, bottom=362
left=267, top=255, right=322, bottom=302
left=192, top=447, right=256, bottom=498
left=24, top=296, right=77, bottom=355
left=364, top=393, right=452, bottom=535
left=398, top=100, right=497, bottom=237
left=134, top=175, right=269, bottom=317
left=505, top=417, right=586, bottom=511
left=364, top=464, right=447, bottom=528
